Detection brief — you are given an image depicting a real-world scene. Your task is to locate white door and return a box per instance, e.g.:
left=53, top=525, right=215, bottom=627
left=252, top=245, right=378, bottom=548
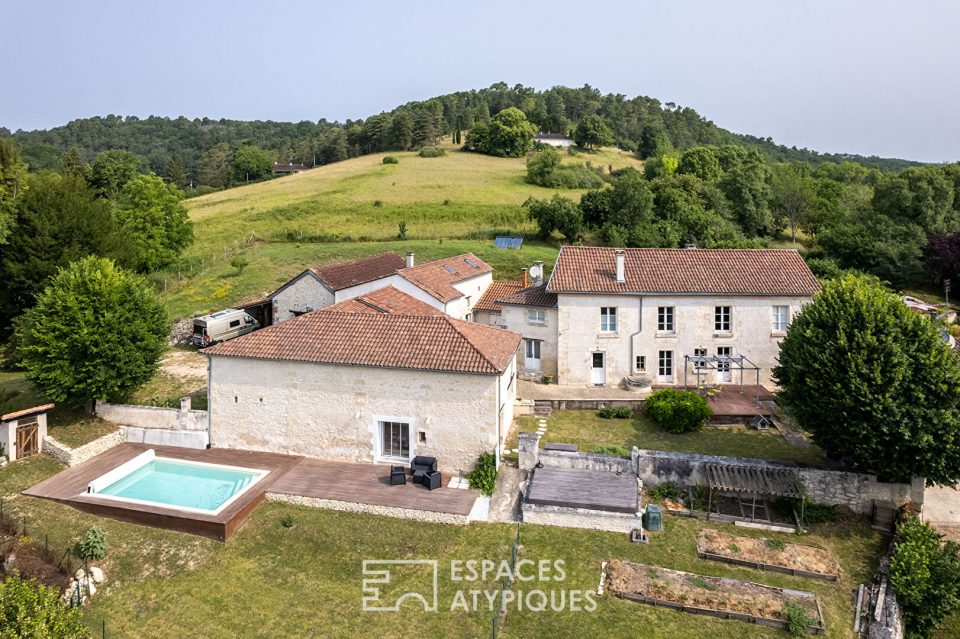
left=591, top=352, right=606, bottom=385
left=657, top=350, right=674, bottom=383
left=524, top=339, right=542, bottom=371
left=717, top=347, right=732, bottom=383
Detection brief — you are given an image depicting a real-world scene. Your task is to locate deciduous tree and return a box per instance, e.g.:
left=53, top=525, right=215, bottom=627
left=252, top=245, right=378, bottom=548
left=115, top=174, right=193, bottom=272
left=574, top=114, right=613, bottom=149
left=230, top=146, right=273, bottom=183
left=90, top=149, right=142, bottom=198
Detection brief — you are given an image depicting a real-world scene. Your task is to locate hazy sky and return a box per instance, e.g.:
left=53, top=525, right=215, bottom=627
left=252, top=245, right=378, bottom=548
left=3, top=0, right=958, bottom=162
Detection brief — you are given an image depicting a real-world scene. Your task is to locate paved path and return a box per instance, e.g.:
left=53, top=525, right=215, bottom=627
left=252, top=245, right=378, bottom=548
left=924, top=484, right=960, bottom=542
left=488, top=463, right=526, bottom=523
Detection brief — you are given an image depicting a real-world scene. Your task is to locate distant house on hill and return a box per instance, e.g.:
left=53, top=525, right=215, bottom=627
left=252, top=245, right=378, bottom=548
left=535, top=132, right=573, bottom=148
left=273, top=162, right=309, bottom=174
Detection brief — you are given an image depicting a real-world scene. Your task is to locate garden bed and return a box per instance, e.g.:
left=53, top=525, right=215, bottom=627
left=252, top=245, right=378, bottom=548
left=696, top=530, right=840, bottom=581
left=606, top=560, right=824, bottom=635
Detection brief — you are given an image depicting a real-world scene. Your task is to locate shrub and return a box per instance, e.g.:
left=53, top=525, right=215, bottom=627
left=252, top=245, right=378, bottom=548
left=417, top=147, right=446, bottom=158
left=382, top=156, right=399, bottom=164
left=771, top=497, right=839, bottom=525
left=889, top=515, right=960, bottom=637
left=647, top=482, right=682, bottom=503
left=644, top=388, right=712, bottom=433
left=783, top=602, right=815, bottom=636
left=598, top=406, right=633, bottom=419
left=280, top=514, right=295, bottom=528
left=466, top=452, right=498, bottom=496
left=591, top=444, right=631, bottom=458
left=76, top=527, right=108, bottom=562
left=397, top=221, right=408, bottom=240
left=526, top=148, right=604, bottom=189
left=229, top=257, right=249, bottom=274
left=0, top=575, right=87, bottom=639
left=372, top=199, right=383, bottom=207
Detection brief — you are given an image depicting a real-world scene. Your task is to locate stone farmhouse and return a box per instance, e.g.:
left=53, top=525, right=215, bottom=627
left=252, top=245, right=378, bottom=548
left=490, top=246, right=820, bottom=388
left=269, top=251, right=493, bottom=323
left=205, top=289, right=521, bottom=472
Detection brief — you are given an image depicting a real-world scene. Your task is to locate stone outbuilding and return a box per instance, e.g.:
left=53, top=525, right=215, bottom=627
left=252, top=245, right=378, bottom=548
left=2, top=404, right=53, bottom=462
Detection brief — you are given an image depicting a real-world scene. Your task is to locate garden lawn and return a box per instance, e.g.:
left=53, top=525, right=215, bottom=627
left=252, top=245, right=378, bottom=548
left=514, top=410, right=828, bottom=466
left=0, top=456, right=878, bottom=638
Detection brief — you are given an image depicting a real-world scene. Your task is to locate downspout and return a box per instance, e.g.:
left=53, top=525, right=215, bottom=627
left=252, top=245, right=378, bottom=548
left=206, top=355, right=213, bottom=448
left=494, top=368, right=501, bottom=470
left=629, top=297, right=643, bottom=376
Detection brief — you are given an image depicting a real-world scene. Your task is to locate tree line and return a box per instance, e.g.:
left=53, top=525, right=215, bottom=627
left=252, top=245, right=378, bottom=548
left=3, top=83, right=922, bottom=191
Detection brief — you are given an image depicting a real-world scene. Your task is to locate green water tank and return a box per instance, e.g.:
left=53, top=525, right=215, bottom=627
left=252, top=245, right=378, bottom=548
left=644, top=504, right=662, bottom=532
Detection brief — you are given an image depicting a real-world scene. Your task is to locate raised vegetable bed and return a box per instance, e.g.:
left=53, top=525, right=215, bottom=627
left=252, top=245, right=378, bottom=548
left=606, top=560, right=825, bottom=635
left=697, top=530, right=840, bottom=581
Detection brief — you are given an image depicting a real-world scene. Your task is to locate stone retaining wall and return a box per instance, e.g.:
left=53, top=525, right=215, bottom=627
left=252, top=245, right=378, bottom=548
left=521, top=502, right=641, bottom=533
left=44, top=430, right=124, bottom=466
left=265, top=493, right=471, bottom=525
left=96, top=401, right=207, bottom=432
left=518, top=432, right=632, bottom=474
left=123, top=426, right=209, bottom=449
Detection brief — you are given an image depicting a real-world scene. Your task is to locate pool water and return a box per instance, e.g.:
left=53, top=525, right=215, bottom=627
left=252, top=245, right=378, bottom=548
left=96, top=459, right=264, bottom=512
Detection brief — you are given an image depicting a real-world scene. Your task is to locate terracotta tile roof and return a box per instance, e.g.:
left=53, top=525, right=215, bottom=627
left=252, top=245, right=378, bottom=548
left=398, top=253, right=492, bottom=303
left=309, top=252, right=405, bottom=292
left=205, top=311, right=521, bottom=375
left=474, top=280, right=522, bottom=312
left=1, top=403, right=55, bottom=422
left=323, top=286, right=443, bottom=316
left=497, top=284, right=558, bottom=308
left=547, top=246, right=820, bottom=296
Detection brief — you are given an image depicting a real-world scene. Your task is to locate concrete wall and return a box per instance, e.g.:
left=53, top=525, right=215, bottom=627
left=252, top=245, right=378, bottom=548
left=208, top=355, right=514, bottom=474
left=501, top=305, right=558, bottom=377
left=631, top=448, right=923, bottom=516
left=555, top=293, right=811, bottom=387
left=272, top=273, right=334, bottom=323
left=96, top=402, right=207, bottom=432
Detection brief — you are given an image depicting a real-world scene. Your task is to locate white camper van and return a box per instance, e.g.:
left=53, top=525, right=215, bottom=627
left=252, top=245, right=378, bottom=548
left=189, top=309, right=258, bottom=347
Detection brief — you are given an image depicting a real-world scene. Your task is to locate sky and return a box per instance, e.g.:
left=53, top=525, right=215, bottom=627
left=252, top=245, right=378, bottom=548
left=3, top=0, right=958, bottom=163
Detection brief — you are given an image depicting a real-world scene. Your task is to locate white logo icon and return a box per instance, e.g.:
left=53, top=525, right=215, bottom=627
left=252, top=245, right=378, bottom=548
left=361, top=560, right=438, bottom=612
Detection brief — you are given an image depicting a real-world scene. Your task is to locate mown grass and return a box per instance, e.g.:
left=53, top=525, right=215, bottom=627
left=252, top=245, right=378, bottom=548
left=161, top=239, right=560, bottom=320
left=513, top=410, right=828, bottom=466
left=0, top=457, right=879, bottom=639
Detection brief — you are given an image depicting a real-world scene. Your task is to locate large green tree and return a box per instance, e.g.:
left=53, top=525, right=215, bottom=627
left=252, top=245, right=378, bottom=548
left=90, top=149, right=142, bottom=198
left=165, top=152, right=187, bottom=188
left=0, top=172, right=126, bottom=329
left=15, top=256, right=168, bottom=407
left=465, top=107, right=537, bottom=157
left=230, top=145, right=274, bottom=183
left=770, top=163, right=817, bottom=243
left=773, top=275, right=960, bottom=484
left=525, top=194, right=582, bottom=241
left=196, top=143, right=231, bottom=188
left=573, top=114, right=613, bottom=149
left=0, top=139, right=29, bottom=245
left=115, top=174, right=193, bottom=272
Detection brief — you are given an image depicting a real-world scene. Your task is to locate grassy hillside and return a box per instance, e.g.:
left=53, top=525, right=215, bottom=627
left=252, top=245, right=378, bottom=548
left=160, top=145, right=641, bottom=318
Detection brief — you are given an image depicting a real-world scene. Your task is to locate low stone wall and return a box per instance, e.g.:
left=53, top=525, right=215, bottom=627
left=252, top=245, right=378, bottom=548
left=518, top=432, right=632, bottom=474
left=522, top=502, right=641, bottom=533
left=265, top=493, right=471, bottom=525
left=631, top=448, right=924, bottom=516
left=44, top=430, right=124, bottom=466
left=96, top=401, right=207, bottom=432
left=542, top=399, right=645, bottom=411
left=124, top=426, right=209, bottom=449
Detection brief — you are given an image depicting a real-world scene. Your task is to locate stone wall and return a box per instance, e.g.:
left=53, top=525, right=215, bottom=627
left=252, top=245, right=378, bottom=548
left=500, top=304, right=559, bottom=377
left=44, top=430, right=124, bottom=466
left=265, top=492, right=470, bottom=525
left=518, top=432, right=633, bottom=474
left=123, top=427, right=209, bottom=449
left=96, top=401, right=207, bottom=432
left=272, top=272, right=334, bottom=324
left=631, top=448, right=923, bottom=516
left=521, top=503, right=641, bottom=533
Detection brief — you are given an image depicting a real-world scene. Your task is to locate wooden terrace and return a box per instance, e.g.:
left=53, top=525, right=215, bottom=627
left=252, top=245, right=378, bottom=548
left=525, top=467, right=639, bottom=514
left=24, top=444, right=479, bottom=540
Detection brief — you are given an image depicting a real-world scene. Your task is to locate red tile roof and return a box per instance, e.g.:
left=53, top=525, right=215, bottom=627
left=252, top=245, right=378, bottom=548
left=205, top=311, right=520, bottom=375
left=398, top=253, right=492, bottom=303
left=547, top=246, right=820, bottom=296
left=497, top=284, right=558, bottom=308
left=323, top=286, right=443, bottom=316
left=309, top=253, right=405, bottom=292
left=474, top=280, right=522, bottom=312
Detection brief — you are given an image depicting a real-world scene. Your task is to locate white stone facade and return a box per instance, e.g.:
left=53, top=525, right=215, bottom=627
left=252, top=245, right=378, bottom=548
left=555, top=293, right=810, bottom=387
left=500, top=305, right=559, bottom=377
left=208, top=355, right=516, bottom=474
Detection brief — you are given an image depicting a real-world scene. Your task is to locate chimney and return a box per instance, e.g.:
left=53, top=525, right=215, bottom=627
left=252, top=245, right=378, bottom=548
left=406, top=251, right=415, bottom=268
left=521, top=268, right=528, bottom=288
left=615, top=250, right=625, bottom=283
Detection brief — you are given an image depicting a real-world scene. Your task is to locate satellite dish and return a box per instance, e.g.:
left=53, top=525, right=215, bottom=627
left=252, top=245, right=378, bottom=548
left=529, top=265, right=543, bottom=279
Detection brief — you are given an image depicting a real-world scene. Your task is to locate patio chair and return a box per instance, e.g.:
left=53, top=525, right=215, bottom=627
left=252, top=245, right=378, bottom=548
left=410, top=456, right=438, bottom=474
left=412, top=469, right=428, bottom=485
left=390, top=465, right=406, bottom=486
left=424, top=470, right=442, bottom=491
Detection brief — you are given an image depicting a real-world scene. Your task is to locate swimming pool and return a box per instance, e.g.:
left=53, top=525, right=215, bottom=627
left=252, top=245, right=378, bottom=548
left=87, top=450, right=268, bottom=515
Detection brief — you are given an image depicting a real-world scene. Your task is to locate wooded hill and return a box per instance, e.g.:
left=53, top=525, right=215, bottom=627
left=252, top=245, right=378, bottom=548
left=4, top=83, right=921, bottom=184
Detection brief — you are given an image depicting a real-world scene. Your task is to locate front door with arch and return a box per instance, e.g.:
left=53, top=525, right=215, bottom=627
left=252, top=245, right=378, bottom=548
left=591, top=352, right=606, bottom=385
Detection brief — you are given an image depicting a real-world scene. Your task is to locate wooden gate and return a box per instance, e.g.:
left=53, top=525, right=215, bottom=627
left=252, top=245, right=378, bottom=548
left=16, top=417, right=39, bottom=458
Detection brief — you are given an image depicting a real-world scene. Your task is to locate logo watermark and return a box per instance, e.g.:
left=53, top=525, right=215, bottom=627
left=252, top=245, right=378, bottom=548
left=361, top=558, right=596, bottom=613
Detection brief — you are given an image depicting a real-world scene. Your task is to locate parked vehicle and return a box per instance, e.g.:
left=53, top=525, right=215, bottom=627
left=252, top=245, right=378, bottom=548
left=189, top=309, right=258, bottom=347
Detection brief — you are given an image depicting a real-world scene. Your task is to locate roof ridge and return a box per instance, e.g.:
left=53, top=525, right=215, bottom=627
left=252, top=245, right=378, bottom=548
left=442, top=315, right=501, bottom=373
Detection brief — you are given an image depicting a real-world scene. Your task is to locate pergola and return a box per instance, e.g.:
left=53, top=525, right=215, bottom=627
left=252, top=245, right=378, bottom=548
left=682, top=353, right=763, bottom=407
left=704, top=463, right=804, bottom=523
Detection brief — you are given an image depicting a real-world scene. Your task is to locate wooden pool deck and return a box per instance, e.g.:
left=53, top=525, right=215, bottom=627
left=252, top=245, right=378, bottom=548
left=23, top=444, right=479, bottom=540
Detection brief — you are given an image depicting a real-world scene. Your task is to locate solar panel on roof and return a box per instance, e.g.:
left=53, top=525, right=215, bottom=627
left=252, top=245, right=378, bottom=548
left=494, top=236, right=523, bottom=250
left=465, top=258, right=479, bottom=269
left=444, top=264, right=456, bottom=273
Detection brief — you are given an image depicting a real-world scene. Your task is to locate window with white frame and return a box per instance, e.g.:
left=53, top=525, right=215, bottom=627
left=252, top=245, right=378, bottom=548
left=635, top=355, right=646, bottom=372
left=772, top=305, right=789, bottom=332
left=379, top=421, right=410, bottom=460
left=693, top=347, right=707, bottom=370
left=714, top=306, right=731, bottom=332
left=527, top=309, right=545, bottom=324
left=600, top=307, right=617, bottom=333
left=658, top=350, right=673, bottom=380
left=657, top=306, right=675, bottom=332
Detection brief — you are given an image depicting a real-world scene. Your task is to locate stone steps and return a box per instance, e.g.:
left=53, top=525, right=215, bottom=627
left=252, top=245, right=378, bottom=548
left=533, top=400, right=553, bottom=417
